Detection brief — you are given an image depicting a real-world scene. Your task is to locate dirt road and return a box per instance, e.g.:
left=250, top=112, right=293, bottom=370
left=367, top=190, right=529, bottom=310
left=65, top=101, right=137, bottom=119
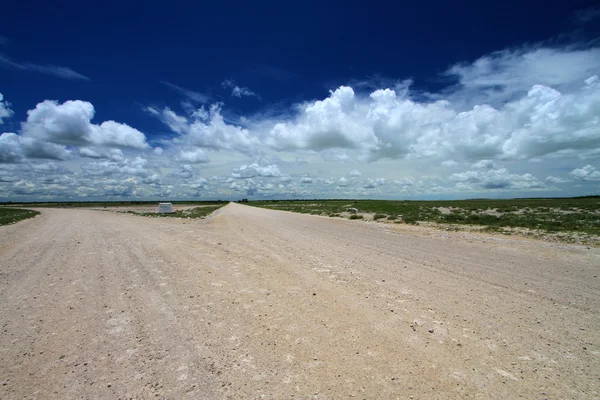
left=1, top=203, right=598, bottom=399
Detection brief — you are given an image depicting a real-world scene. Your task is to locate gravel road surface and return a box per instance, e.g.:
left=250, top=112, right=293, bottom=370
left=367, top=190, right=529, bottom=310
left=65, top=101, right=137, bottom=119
left=1, top=203, right=599, bottom=399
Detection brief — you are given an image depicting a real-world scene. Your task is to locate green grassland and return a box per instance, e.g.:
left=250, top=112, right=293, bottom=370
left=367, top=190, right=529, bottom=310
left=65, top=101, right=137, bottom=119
left=122, top=204, right=225, bottom=219
left=0, top=208, right=40, bottom=226
left=249, top=197, right=600, bottom=236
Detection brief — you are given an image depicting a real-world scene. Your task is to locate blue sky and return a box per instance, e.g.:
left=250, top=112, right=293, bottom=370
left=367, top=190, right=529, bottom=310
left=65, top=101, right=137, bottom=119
left=1, top=0, right=600, bottom=200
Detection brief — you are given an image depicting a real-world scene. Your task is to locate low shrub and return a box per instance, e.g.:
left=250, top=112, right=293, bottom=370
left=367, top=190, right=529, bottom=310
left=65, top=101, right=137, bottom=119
left=0, top=208, right=40, bottom=226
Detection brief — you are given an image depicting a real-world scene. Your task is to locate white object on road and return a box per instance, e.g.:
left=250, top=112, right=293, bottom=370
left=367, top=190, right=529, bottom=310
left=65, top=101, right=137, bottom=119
left=157, top=202, right=173, bottom=213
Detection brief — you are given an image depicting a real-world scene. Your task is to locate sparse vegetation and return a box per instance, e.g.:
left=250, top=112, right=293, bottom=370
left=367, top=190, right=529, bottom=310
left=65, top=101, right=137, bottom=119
left=249, top=197, right=600, bottom=242
left=123, top=205, right=225, bottom=219
left=0, top=208, right=40, bottom=226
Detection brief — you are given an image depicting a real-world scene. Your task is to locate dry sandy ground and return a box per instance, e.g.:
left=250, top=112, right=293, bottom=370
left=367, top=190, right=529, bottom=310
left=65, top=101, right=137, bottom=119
left=0, top=203, right=599, bottom=399
left=88, top=204, right=210, bottom=213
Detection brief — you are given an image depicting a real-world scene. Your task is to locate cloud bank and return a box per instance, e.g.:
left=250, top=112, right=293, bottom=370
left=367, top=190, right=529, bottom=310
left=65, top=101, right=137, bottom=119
left=156, top=70, right=600, bottom=165
left=1, top=45, right=599, bottom=200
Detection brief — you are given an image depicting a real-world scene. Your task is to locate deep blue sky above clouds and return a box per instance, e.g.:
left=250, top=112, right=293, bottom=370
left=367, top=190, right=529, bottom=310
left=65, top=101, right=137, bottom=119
left=1, top=0, right=599, bottom=200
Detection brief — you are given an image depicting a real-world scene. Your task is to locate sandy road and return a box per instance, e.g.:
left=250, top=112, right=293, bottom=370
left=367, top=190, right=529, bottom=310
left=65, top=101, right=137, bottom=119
left=0, top=203, right=599, bottom=399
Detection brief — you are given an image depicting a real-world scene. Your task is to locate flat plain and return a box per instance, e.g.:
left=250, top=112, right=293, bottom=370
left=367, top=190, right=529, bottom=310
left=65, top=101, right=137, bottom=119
left=250, top=197, right=600, bottom=245
left=0, top=203, right=599, bottom=399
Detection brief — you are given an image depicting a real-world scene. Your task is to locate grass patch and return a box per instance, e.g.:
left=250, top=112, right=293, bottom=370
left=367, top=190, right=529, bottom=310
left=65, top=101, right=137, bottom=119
left=0, top=208, right=40, bottom=226
left=123, top=204, right=225, bottom=219
left=349, top=214, right=363, bottom=220
left=248, top=197, right=600, bottom=236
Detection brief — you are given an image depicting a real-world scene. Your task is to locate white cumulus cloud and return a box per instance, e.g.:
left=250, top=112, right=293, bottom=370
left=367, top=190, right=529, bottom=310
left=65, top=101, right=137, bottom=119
left=232, top=163, right=281, bottom=179
left=450, top=168, right=545, bottom=190
left=442, top=47, right=600, bottom=108
left=0, top=132, right=71, bottom=162
left=261, top=73, right=600, bottom=163
left=570, top=165, right=600, bottom=181
left=300, top=175, right=312, bottom=183
left=150, top=104, right=260, bottom=155
left=3, top=44, right=600, bottom=200
left=546, top=176, right=569, bottom=184
left=338, top=177, right=349, bottom=187
left=22, top=100, right=149, bottom=149
left=472, top=159, right=496, bottom=169
left=393, top=178, right=413, bottom=186
left=81, top=156, right=149, bottom=177
left=79, top=147, right=125, bottom=162
left=178, top=148, right=209, bottom=163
